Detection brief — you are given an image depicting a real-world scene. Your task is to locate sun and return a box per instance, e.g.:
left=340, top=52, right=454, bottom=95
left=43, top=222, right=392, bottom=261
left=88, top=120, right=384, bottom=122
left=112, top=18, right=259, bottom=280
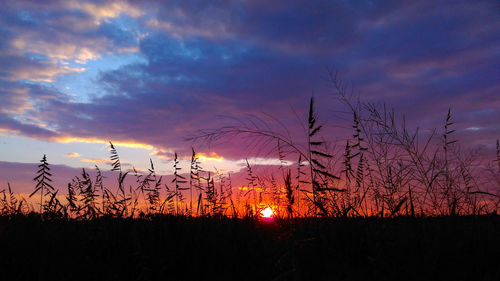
left=261, top=207, right=274, bottom=218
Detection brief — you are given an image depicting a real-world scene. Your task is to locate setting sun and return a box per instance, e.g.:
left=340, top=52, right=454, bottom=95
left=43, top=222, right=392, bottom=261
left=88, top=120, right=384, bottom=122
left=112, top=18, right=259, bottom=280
left=261, top=207, right=274, bottom=218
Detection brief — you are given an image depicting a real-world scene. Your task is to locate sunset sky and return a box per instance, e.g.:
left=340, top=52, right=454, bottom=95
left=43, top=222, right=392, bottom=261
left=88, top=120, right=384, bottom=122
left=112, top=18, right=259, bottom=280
left=0, top=1, right=499, bottom=192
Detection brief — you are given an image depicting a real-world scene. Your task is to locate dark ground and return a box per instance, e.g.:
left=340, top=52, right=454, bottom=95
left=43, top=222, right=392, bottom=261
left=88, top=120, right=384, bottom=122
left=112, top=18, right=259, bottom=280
left=0, top=214, right=499, bottom=281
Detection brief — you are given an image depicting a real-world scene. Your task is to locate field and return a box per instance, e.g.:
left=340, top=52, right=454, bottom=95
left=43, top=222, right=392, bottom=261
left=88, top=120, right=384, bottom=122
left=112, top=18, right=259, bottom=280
left=1, top=214, right=499, bottom=281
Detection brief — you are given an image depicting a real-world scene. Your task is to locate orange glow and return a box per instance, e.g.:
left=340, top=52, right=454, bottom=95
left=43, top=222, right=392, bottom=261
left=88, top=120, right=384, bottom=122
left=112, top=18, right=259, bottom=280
left=195, top=152, right=224, bottom=162
left=53, top=136, right=154, bottom=150
left=237, top=186, right=263, bottom=192
left=261, top=207, right=274, bottom=218
left=80, top=158, right=112, bottom=164
left=0, top=128, right=19, bottom=134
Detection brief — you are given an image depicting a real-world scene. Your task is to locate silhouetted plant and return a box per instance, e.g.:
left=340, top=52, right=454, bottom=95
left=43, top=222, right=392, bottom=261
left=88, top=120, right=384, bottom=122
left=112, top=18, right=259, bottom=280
left=109, top=141, right=130, bottom=217
left=93, top=165, right=109, bottom=215
left=172, top=152, right=187, bottom=215
left=0, top=183, right=26, bottom=215
left=245, top=159, right=259, bottom=215
left=142, top=159, right=162, bottom=213
left=215, top=168, right=231, bottom=216
left=43, top=189, right=64, bottom=217
left=30, top=155, right=54, bottom=214
left=79, top=168, right=98, bottom=219
left=66, top=181, right=78, bottom=217
left=160, top=183, right=176, bottom=215
left=203, top=172, right=216, bottom=215
left=443, top=108, right=458, bottom=215
left=307, top=96, right=342, bottom=216
left=190, top=148, right=203, bottom=216
left=284, top=169, right=294, bottom=218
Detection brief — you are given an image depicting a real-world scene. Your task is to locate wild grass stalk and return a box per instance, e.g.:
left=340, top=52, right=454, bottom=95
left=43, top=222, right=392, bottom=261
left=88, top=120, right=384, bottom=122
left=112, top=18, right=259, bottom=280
left=30, top=155, right=54, bottom=214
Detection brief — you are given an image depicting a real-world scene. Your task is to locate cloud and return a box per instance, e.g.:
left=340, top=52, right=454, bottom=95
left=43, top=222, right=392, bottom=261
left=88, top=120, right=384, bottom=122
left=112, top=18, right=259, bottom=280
left=0, top=0, right=142, bottom=88
left=0, top=87, right=33, bottom=115
left=150, top=148, right=175, bottom=160
left=1, top=59, right=86, bottom=83
left=0, top=0, right=498, bottom=164
left=194, top=152, right=224, bottom=162
left=55, top=137, right=154, bottom=150
left=66, top=152, right=81, bottom=158
left=65, top=0, right=143, bottom=24
left=80, top=158, right=112, bottom=164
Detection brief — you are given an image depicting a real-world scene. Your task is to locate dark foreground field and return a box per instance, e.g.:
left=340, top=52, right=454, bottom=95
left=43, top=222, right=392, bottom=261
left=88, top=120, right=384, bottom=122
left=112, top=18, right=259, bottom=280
left=0, top=215, right=499, bottom=281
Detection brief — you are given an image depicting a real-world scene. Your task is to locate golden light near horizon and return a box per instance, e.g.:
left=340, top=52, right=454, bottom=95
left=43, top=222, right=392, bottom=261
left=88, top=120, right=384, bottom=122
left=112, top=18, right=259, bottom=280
left=261, top=207, right=274, bottom=218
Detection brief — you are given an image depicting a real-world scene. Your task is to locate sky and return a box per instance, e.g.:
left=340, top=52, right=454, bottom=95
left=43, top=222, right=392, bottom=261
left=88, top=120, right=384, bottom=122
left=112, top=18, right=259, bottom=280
left=0, top=0, right=499, bottom=193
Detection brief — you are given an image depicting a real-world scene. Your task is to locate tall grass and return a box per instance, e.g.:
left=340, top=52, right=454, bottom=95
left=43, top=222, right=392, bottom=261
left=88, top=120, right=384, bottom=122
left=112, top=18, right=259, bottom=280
left=1, top=79, right=499, bottom=219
